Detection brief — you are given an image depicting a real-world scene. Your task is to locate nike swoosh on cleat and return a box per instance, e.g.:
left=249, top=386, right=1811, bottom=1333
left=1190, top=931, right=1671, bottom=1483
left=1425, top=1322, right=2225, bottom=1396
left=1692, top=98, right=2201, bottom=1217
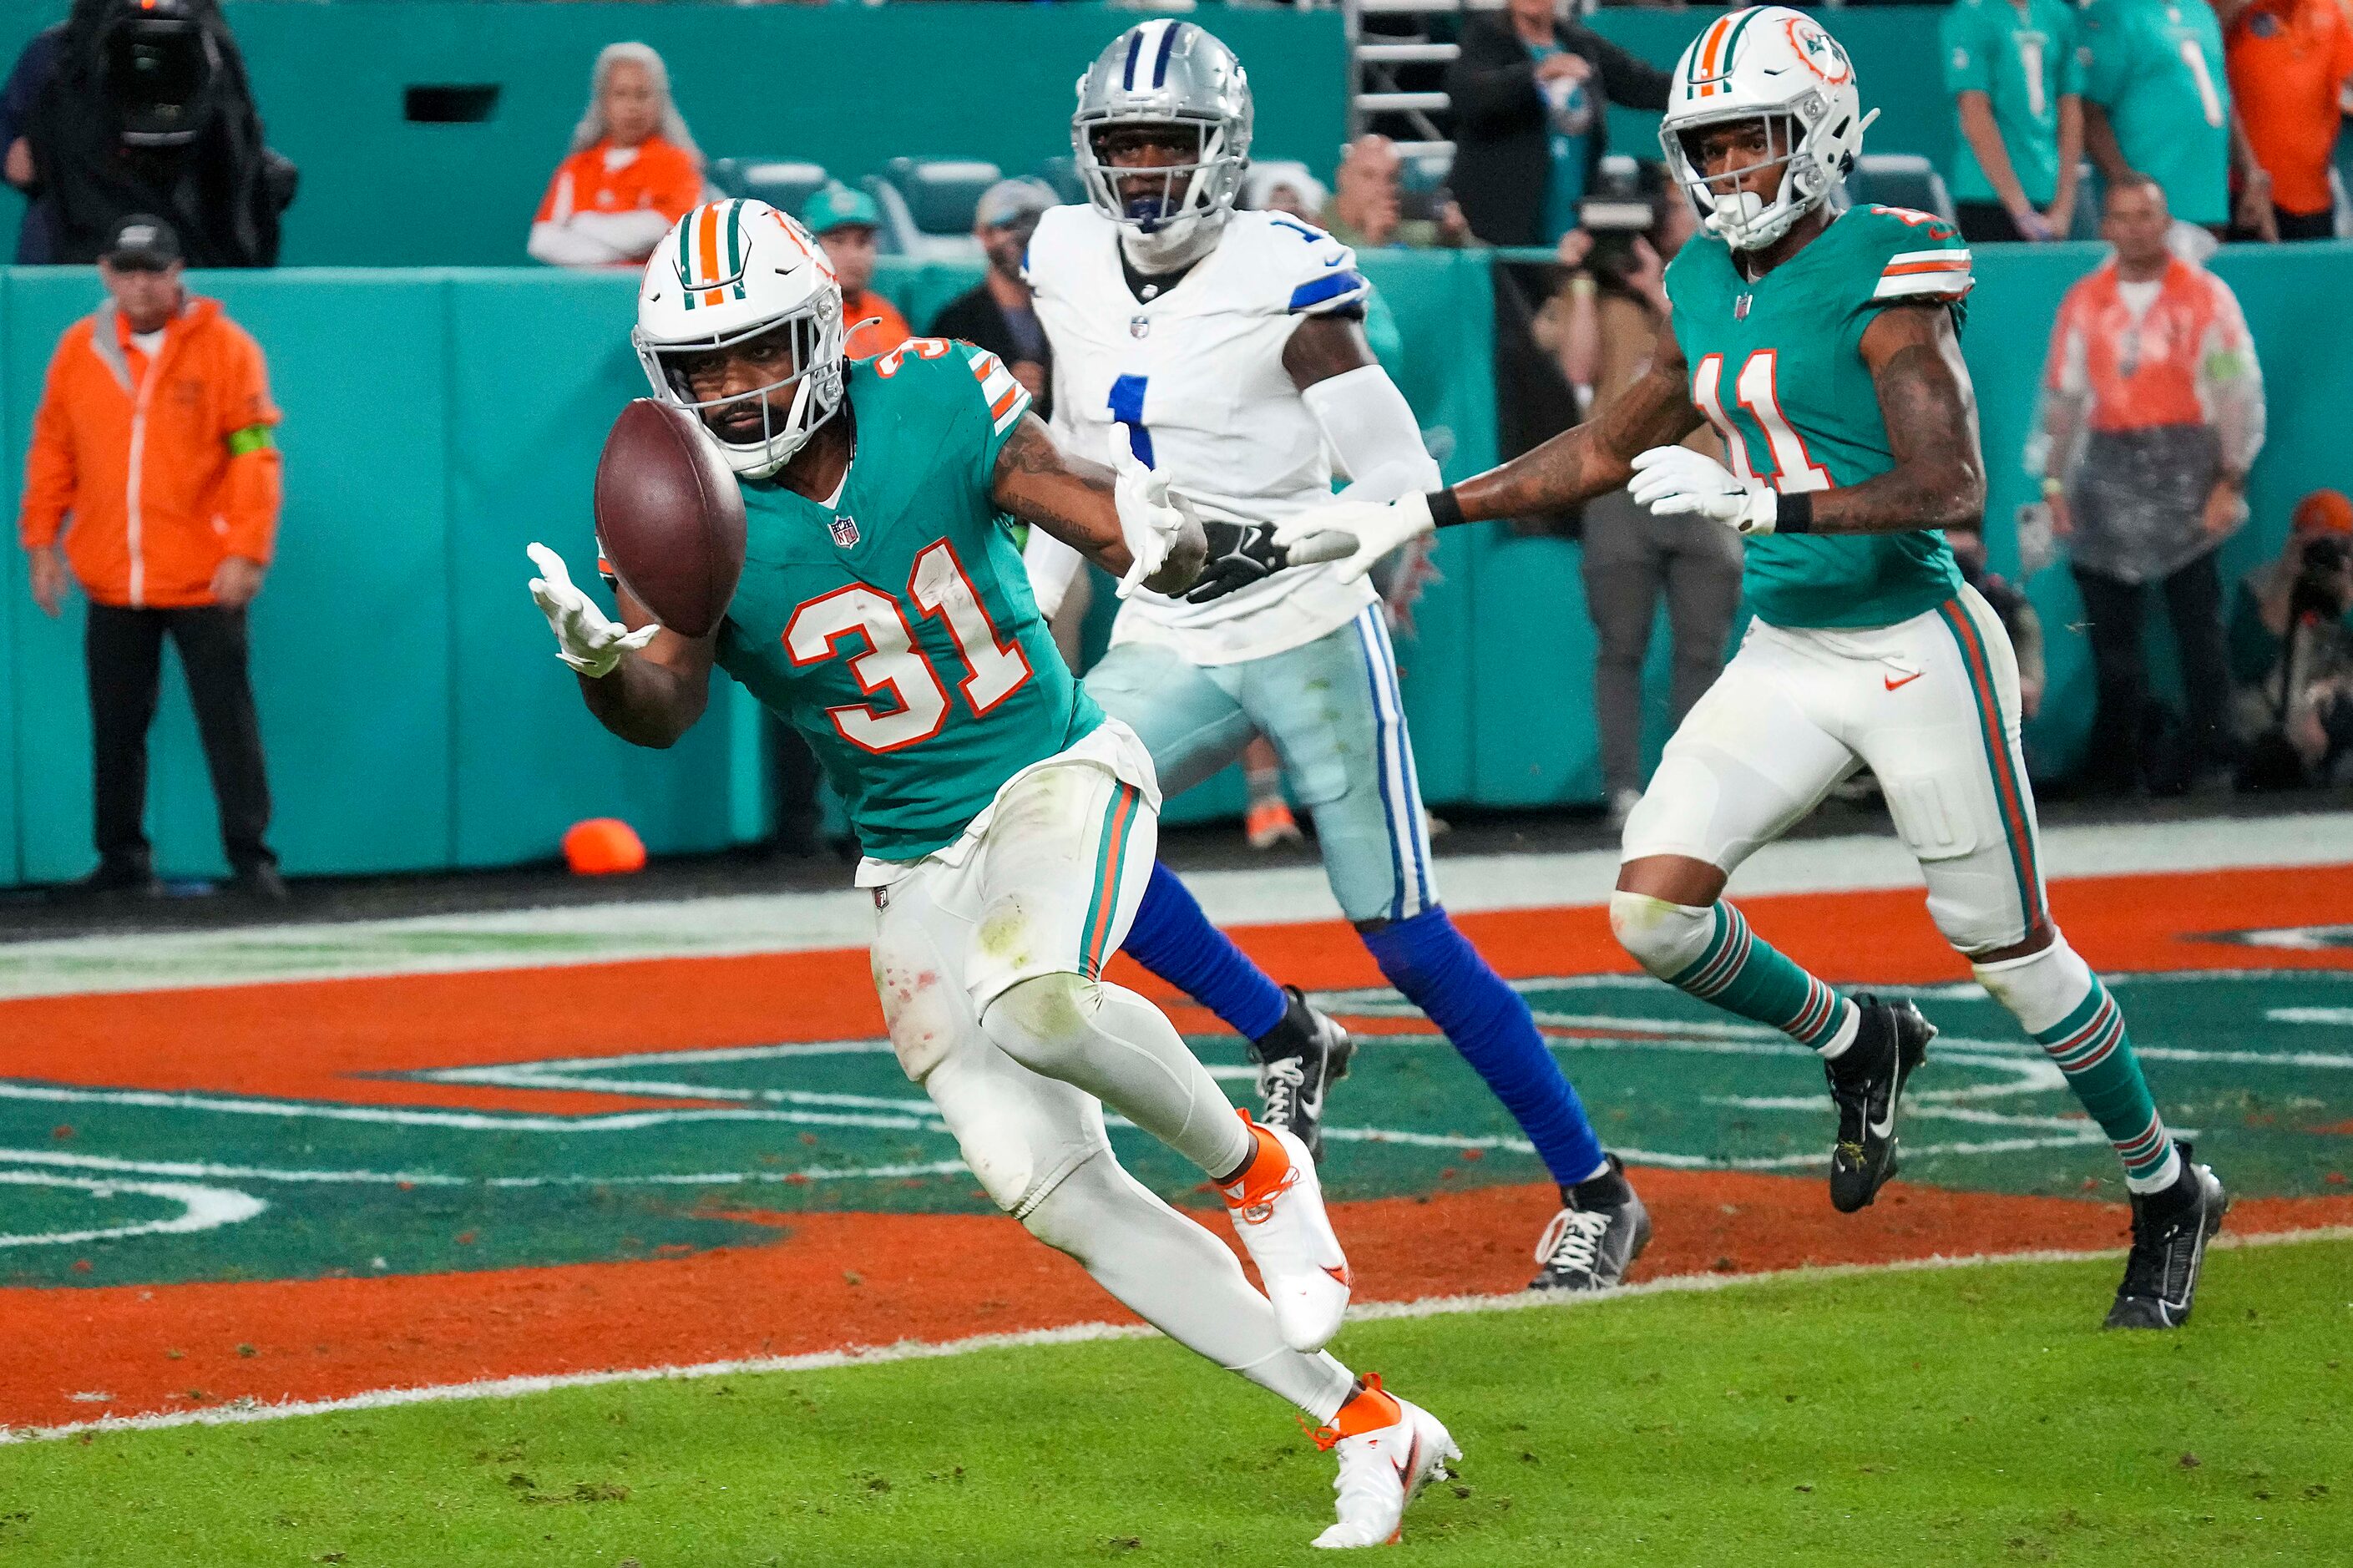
left=1884, top=669, right=1924, bottom=690
left=1323, top=1264, right=1352, bottom=1287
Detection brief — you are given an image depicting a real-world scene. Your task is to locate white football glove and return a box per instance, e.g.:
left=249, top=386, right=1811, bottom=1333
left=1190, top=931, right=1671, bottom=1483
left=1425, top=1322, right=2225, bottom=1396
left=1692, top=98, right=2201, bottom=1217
left=1111, top=448, right=1202, bottom=599
left=527, top=543, right=657, bottom=677
left=1627, top=445, right=1780, bottom=535
left=1268, top=491, right=1435, bottom=585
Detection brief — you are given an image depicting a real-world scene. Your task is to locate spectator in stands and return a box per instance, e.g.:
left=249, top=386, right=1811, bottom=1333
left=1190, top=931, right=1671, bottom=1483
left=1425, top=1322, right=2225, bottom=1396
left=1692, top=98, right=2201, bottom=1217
left=1445, top=0, right=1670, bottom=246
left=2219, top=0, right=2353, bottom=241
left=1941, top=0, right=2085, bottom=242
left=1546, top=166, right=1739, bottom=827
left=1243, top=165, right=1327, bottom=223
left=2078, top=0, right=2264, bottom=239
left=2031, top=176, right=2265, bottom=795
left=528, top=43, right=703, bottom=270
left=26, top=0, right=292, bottom=267
left=0, top=23, right=62, bottom=262
left=802, top=184, right=908, bottom=361
left=18, top=215, right=286, bottom=903
left=928, top=178, right=1056, bottom=412
left=1319, top=134, right=1470, bottom=250
left=2230, top=488, right=2353, bottom=786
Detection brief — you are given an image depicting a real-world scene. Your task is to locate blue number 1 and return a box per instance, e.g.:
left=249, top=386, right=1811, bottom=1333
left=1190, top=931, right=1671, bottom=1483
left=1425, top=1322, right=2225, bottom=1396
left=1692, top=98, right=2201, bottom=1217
left=1108, top=373, right=1153, bottom=467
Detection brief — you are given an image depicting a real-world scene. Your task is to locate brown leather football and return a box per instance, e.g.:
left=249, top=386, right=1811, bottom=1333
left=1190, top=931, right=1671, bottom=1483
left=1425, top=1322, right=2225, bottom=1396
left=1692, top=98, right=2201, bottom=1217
left=592, top=399, right=747, bottom=638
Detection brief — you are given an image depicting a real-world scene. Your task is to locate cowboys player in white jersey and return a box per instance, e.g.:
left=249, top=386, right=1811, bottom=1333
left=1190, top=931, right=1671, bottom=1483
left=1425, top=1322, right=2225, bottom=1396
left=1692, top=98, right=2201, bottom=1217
left=1022, top=20, right=1652, bottom=1303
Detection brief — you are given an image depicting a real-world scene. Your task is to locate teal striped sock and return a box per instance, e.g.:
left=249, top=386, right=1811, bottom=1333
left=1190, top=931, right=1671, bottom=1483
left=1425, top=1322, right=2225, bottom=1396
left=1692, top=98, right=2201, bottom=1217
left=1668, top=903, right=1855, bottom=1051
left=2033, top=976, right=2176, bottom=1189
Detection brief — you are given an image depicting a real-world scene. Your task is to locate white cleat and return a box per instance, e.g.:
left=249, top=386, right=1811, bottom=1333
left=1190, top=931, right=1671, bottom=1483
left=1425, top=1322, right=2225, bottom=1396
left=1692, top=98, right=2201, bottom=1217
left=1222, top=1120, right=1351, bottom=1353
left=1313, top=1389, right=1460, bottom=1549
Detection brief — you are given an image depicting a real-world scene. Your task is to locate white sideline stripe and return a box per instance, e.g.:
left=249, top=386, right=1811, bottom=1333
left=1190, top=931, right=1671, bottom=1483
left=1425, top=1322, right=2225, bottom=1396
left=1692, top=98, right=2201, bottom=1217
left=5, top=812, right=2349, bottom=999
left=8, top=1225, right=2345, bottom=1446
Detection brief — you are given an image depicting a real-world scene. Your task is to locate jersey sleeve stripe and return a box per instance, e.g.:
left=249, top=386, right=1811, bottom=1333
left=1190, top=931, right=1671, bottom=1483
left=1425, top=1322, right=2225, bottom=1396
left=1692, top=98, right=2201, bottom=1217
left=1874, top=271, right=1977, bottom=301
left=1881, top=257, right=1973, bottom=276
left=1885, top=248, right=1974, bottom=268
left=1288, top=269, right=1370, bottom=313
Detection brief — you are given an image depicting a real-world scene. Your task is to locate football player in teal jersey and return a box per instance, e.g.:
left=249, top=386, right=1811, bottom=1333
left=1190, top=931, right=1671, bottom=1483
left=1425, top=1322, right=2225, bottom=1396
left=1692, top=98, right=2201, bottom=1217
left=1280, top=8, right=2226, bottom=1330
left=524, top=198, right=1456, bottom=1545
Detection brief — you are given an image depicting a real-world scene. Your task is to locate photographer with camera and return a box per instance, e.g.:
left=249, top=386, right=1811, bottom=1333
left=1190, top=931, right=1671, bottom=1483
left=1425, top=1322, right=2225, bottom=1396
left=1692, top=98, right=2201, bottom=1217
left=2230, top=489, right=2353, bottom=788
left=22, top=0, right=292, bottom=267
left=1541, top=162, right=1740, bottom=827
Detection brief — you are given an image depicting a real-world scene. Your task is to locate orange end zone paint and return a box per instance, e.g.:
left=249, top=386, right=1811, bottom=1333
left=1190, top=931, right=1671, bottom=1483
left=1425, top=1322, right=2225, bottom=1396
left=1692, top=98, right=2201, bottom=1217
left=4, top=862, right=2349, bottom=1430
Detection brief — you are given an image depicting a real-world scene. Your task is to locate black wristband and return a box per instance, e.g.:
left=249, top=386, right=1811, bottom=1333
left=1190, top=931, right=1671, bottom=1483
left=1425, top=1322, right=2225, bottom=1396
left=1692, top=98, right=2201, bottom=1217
left=1774, top=492, right=1813, bottom=535
left=1426, top=487, right=1465, bottom=530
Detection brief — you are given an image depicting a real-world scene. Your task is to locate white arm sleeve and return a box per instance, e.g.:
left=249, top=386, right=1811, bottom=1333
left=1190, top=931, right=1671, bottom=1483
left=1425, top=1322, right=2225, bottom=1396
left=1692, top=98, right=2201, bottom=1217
left=1301, top=363, right=1443, bottom=505
left=528, top=220, right=632, bottom=269
left=569, top=210, right=677, bottom=261
left=1024, top=524, right=1086, bottom=621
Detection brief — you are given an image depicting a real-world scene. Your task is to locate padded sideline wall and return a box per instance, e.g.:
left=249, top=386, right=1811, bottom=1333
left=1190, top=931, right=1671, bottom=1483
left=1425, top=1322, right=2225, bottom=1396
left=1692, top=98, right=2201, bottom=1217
left=3, top=246, right=2347, bottom=886
left=0, top=2, right=1345, bottom=268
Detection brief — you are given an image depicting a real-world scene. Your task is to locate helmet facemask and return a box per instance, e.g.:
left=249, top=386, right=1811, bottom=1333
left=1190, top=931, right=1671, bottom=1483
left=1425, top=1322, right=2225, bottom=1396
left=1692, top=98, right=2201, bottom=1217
left=1668, top=106, right=1839, bottom=253
left=1080, top=119, right=1240, bottom=235
left=634, top=306, right=845, bottom=481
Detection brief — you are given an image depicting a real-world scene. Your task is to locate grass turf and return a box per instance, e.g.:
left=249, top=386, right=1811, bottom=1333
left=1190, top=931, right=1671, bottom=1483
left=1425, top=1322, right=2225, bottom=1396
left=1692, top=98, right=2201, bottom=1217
left=1, top=1239, right=2345, bottom=1566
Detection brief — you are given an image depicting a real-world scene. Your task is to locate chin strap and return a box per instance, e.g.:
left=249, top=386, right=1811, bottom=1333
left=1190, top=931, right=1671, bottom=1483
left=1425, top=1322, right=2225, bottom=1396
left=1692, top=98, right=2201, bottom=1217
left=1119, top=209, right=1229, bottom=274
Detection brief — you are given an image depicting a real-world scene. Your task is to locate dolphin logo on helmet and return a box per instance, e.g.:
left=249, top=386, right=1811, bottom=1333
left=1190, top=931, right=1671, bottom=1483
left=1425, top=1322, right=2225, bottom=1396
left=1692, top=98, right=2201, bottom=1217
left=632, top=198, right=847, bottom=479
left=1660, top=7, right=1877, bottom=252
left=1071, top=20, right=1254, bottom=245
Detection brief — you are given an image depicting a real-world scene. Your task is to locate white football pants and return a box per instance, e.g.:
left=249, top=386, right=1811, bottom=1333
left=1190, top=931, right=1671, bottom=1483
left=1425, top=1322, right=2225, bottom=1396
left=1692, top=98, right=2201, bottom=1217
left=867, top=730, right=1355, bottom=1422
left=1622, top=583, right=2049, bottom=953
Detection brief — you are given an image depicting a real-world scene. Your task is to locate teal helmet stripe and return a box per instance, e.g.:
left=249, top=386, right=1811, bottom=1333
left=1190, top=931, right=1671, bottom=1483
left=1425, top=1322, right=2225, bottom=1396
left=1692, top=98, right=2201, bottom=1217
left=1721, top=6, right=1764, bottom=73
left=724, top=199, right=748, bottom=301
left=676, top=211, right=699, bottom=311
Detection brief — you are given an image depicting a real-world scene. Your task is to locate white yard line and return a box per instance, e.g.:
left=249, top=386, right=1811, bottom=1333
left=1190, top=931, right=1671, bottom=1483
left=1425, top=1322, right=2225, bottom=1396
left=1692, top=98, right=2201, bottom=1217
left=4, top=813, right=2348, bottom=1000
left=5, top=1224, right=2344, bottom=1445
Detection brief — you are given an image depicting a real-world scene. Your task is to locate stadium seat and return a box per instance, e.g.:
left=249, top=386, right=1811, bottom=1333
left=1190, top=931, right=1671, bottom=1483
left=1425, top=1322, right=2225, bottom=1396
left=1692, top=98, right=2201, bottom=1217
left=868, top=156, right=1003, bottom=261
left=707, top=158, right=829, bottom=218
left=1031, top=155, right=1086, bottom=206
left=1844, top=154, right=1956, bottom=223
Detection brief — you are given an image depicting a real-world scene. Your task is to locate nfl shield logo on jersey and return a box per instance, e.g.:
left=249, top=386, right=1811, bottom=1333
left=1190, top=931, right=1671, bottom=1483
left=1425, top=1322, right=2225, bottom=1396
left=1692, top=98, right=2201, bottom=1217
left=1734, top=293, right=1753, bottom=321
left=829, top=514, right=859, bottom=548
left=1130, top=315, right=1151, bottom=339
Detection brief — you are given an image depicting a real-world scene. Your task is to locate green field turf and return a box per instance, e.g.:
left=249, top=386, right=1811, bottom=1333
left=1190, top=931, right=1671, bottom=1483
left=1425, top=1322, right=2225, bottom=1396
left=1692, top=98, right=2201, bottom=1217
left=2, top=1237, right=2345, bottom=1566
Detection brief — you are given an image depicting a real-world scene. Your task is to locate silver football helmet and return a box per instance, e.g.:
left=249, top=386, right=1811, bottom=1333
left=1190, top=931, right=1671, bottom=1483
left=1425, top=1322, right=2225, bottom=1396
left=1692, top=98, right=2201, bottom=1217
left=1072, top=19, right=1253, bottom=238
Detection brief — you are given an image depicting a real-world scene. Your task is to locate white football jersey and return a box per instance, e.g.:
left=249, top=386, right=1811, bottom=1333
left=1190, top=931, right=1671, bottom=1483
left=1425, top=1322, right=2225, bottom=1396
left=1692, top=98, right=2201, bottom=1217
left=1024, top=204, right=1379, bottom=665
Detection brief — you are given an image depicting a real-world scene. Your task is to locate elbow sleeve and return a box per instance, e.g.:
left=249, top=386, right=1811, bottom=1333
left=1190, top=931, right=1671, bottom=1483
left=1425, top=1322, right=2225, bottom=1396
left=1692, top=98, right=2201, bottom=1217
left=1302, top=364, right=1442, bottom=502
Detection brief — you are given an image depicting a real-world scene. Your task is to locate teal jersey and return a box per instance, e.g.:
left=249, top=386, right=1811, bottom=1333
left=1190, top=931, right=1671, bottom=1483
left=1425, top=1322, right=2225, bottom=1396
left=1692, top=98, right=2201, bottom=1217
left=713, top=339, right=1103, bottom=860
left=1664, top=205, right=1970, bottom=630
left=1942, top=0, right=2083, bottom=207
left=2077, top=0, right=2233, bottom=224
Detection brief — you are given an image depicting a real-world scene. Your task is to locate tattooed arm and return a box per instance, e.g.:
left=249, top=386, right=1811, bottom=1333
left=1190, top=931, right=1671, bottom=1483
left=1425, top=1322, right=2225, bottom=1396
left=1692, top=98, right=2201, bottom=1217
left=1797, top=302, right=1985, bottom=536
left=1450, top=313, right=1706, bottom=523
left=988, top=412, right=1207, bottom=594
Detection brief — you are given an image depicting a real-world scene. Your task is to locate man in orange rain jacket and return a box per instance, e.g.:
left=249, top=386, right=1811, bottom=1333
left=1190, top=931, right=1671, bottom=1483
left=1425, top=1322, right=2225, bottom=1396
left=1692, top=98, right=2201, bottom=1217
left=19, top=214, right=287, bottom=903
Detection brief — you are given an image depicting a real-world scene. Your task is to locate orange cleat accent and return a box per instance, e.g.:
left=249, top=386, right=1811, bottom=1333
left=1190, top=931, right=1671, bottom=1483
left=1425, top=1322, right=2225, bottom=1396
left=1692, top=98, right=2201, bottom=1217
left=1313, top=1374, right=1406, bottom=1451
left=1217, top=1110, right=1296, bottom=1215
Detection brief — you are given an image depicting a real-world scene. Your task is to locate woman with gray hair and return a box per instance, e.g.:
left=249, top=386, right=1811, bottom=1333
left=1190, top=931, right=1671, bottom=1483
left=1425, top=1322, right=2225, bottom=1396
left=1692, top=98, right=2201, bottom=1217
left=527, top=43, right=707, bottom=269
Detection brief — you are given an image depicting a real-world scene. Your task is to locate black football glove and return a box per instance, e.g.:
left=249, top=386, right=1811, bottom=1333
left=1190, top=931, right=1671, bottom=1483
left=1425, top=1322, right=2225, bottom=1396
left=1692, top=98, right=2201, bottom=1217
left=1184, top=518, right=1288, bottom=604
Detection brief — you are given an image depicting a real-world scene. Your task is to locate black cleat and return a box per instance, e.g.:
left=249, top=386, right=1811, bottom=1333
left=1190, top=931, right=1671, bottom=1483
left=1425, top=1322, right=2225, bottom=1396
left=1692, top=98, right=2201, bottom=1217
left=1824, top=994, right=1936, bottom=1213
left=1248, top=987, right=1354, bottom=1161
left=2105, top=1142, right=2228, bottom=1329
left=1529, top=1154, right=1651, bottom=1291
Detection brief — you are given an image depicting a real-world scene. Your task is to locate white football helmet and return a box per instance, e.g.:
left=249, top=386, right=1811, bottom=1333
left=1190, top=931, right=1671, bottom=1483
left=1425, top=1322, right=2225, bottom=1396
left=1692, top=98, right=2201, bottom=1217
left=1658, top=7, right=1876, bottom=252
left=634, top=198, right=845, bottom=478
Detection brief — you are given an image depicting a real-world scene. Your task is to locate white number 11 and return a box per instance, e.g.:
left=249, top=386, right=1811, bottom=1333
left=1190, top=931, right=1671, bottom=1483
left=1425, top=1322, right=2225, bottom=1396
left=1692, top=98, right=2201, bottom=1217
left=1692, top=351, right=1832, bottom=495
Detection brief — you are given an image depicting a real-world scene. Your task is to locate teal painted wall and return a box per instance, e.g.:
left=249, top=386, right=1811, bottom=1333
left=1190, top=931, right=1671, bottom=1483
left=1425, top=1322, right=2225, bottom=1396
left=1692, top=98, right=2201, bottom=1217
left=0, top=1, right=1345, bottom=267
left=4, top=245, right=2349, bottom=886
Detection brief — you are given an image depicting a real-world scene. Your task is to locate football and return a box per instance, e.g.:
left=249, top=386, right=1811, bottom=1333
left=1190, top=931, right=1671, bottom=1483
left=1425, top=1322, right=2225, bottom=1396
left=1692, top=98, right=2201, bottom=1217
left=592, top=397, right=746, bottom=638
